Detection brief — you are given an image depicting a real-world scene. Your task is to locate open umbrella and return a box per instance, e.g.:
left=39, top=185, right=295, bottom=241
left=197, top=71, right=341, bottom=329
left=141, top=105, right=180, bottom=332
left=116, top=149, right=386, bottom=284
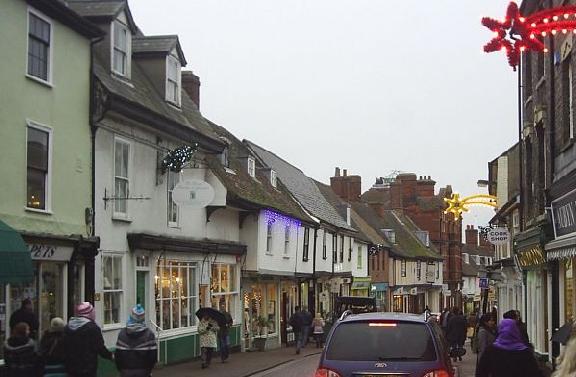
left=551, top=321, right=574, bottom=345
left=196, top=307, right=227, bottom=327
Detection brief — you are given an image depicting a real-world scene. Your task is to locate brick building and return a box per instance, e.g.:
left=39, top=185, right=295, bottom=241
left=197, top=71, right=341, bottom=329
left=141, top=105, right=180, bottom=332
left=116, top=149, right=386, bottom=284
left=362, top=173, right=462, bottom=308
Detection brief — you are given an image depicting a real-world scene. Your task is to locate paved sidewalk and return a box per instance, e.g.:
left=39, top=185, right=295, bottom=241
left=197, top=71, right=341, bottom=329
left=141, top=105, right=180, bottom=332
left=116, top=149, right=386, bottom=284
left=453, top=343, right=477, bottom=377
left=153, top=345, right=322, bottom=377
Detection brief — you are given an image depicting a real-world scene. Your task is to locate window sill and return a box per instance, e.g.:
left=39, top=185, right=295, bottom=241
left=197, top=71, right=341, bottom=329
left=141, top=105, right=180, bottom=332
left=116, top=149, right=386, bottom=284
left=102, top=323, right=123, bottom=331
left=26, top=74, right=53, bottom=88
left=158, top=326, right=198, bottom=340
left=168, top=222, right=180, bottom=229
left=282, top=256, right=290, bottom=260
left=166, top=101, right=182, bottom=111
left=111, top=73, right=134, bottom=87
left=561, top=139, right=574, bottom=153
left=112, top=215, right=133, bottom=223
left=25, top=207, right=52, bottom=215
left=265, top=252, right=273, bottom=256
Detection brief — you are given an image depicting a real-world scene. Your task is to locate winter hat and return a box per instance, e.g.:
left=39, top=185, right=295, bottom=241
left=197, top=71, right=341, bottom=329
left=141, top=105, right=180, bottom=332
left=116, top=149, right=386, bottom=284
left=50, top=317, right=66, bottom=332
left=75, top=302, right=96, bottom=321
left=128, top=304, right=145, bottom=325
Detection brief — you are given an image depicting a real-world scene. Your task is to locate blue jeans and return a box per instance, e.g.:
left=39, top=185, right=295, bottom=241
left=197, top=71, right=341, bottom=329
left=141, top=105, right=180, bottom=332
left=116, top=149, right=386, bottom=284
left=296, top=327, right=310, bottom=351
left=218, top=335, right=230, bottom=361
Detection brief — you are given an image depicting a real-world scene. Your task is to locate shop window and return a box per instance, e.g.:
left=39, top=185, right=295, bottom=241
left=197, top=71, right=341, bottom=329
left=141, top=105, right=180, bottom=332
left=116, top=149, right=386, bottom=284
left=416, top=261, right=422, bottom=280
left=211, top=264, right=238, bottom=318
left=348, top=238, right=352, bottom=262
left=167, top=170, right=179, bottom=226
left=103, top=255, right=123, bottom=325
left=155, top=260, right=198, bottom=330
left=26, top=123, right=51, bottom=211
left=284, top=225, right=290, bottom=255
left=302, top=228, right=310, bottom=261
left=565, top=259, right=574, bottom=321
left=243, top=283, right=278, bottom=339
left=357, top=246, right=362, bottom=269
left=401, top=260, right=406, bottom=277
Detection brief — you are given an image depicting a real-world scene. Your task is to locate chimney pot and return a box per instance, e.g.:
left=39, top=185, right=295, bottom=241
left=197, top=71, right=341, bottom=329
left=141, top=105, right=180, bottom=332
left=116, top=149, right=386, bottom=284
left=343, top=169, right=348, bottom=177
left=335, top=167, right=340, bottom=177
left=182, top=71, right=201, bottom=109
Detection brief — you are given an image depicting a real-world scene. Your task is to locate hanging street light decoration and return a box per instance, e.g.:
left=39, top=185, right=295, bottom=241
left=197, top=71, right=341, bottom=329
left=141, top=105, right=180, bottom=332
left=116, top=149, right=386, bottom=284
left=482, top=2, right=576, bottom=70
left=161, top=143, right=199, bottom=173
left=444, top=193, right=498, bottom=219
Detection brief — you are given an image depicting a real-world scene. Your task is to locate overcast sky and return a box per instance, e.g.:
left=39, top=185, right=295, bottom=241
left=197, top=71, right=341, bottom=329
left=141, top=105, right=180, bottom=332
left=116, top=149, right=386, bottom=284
left=130, top=0, right=518, bottom=228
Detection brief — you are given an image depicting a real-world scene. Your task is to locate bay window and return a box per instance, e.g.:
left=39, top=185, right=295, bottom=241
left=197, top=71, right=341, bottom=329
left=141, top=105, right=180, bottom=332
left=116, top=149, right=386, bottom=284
left=103, top=254, right=123, bottom=325
left=155, top=260, right=198, bottom=330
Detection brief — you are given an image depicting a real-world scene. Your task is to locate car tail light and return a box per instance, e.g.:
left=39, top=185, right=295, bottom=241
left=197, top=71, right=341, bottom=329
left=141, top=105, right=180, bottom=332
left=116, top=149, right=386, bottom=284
left=315, top=367, right=343, bottom=377
left=423, top=370, right=451, bottom=377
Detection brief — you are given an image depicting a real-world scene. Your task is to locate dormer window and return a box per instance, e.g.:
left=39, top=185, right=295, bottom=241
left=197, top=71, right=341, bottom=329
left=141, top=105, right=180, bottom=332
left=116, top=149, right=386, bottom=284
left=270, top=170, right=277, bottom=187
left=247, top=157, right=255, bottom=178
left=112, top=20, right=130, bottom=77
left=415, top=231, right=430, bottom=247
left=166, top=55, right=181, bottom=106
left=381, top=229, right=396, bottom=244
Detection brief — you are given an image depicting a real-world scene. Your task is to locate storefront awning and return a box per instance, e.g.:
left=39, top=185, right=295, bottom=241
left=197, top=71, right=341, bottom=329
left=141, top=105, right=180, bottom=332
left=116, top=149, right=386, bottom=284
left=351, top=281, right=370, bottom=290
left=546, top=236, right=576, bottom=261
left=0, top=220, right=33, bottom=284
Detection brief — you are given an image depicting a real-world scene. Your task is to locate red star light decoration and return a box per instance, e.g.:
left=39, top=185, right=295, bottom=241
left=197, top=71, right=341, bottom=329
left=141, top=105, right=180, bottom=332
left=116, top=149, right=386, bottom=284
left=482, top=2, right=576, bottom=70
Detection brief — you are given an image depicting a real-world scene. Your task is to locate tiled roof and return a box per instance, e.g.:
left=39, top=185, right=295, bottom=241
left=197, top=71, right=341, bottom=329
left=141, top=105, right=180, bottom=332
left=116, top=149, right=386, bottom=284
left=462, top=244, right=495, bottom=257
left=416, top=196, right=445, bottom=211
left=244, top=141, right=354, bottom=231
left=67, top=0, right=124, bottom=18
left=462, top=259, right=479, bottom=277
left=350, top=202, right=391, bottom=247
left=379, top=210, right=443, bottom=261
left=132, top=35, right=187, bottom=66
left=205, top=123, right=313, bottom=223
left=361, top=187, right=390, bottom=206
left=93, top=54, right=222, bottom=149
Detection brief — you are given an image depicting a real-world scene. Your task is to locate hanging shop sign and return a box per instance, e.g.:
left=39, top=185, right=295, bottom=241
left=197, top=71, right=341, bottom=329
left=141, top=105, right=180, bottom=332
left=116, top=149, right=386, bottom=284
left=487, top=227, right=510, bottom=245
left=551, top=188, right=576, bottom=239
left=516, top=246, right=546, bottom=268
left=172, top=179, right=215, bottom=208
left=410, top=287, right=418, bottom=296
left=27, top=244, right=74, bottom=262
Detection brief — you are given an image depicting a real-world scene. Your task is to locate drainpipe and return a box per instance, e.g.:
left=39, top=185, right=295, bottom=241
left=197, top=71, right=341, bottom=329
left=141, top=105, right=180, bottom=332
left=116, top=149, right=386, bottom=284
left=312, top=227, right=318, bottom=314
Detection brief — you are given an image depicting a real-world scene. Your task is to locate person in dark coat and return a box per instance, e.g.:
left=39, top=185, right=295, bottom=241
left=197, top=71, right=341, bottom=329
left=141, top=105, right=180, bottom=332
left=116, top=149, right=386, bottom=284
left=62, top=302, right=112, bottom=377
left=4, top=322, right=40, bottom=377
left=9, top=299, right=39, bottom=339
left=476, top=314, right=497, bottom=361
left=38, top=317, right=67, bottom=377
left=301, top=307, right=313, bottom=347
left=114, top=304, right=157, bottom=377
left=446, top=307, right=467, bottom=362
left=217, top=307, right=233, bottom=363
left=476, top=319, right=544, bottom=377
left=439, top=307, right=452, bottom=335
left=289, top=306, right=306, bottom=355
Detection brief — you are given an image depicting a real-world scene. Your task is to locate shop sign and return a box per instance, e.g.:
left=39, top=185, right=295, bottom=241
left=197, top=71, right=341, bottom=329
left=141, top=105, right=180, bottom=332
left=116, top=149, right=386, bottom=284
left=551, top=188, right=576, bottom=238
left=443, top=290, right=451, bottom=297
left=393, top=287, right=404, bottom=295
left=516, top=246, right=546, bottom=268
left=172, top=179, right=215, bottom=208
left=28, top=244, right=73, bottom=262
left=479, top=277, right=489, bottom=289
left=487, top=227, right=510, bottom=245
left=410, top=287, right=418, bottom=296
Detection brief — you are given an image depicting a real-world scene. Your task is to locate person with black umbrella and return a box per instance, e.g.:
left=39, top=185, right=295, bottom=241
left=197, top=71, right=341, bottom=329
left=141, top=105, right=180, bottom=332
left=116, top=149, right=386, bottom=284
left=198, top=313, right=219, bottom=369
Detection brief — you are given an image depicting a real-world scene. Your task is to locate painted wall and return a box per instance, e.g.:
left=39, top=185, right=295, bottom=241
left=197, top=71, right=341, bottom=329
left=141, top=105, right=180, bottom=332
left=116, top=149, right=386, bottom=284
left=394, top=259, right=443, bottom=286
left=351, top=241, right=369, bottom=278
left=0, top=0, right=92, bottom=235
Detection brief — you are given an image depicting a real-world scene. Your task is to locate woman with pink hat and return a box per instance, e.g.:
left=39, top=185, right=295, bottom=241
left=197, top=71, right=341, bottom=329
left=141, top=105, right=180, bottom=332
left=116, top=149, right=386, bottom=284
left=62, top=302, right=112, bottom=377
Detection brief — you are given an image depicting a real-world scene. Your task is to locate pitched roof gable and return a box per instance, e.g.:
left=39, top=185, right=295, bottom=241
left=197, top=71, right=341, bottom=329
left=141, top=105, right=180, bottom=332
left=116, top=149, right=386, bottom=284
left=132, top=35, right=187, bottom=66
left=67, top=0, right=137, bottom=32
left=244, top=140, right=354, bottom=231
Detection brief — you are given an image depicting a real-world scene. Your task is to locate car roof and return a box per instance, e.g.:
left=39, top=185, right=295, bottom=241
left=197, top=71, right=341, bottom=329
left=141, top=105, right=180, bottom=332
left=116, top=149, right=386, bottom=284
left=339, top=312, right=427, bottom=323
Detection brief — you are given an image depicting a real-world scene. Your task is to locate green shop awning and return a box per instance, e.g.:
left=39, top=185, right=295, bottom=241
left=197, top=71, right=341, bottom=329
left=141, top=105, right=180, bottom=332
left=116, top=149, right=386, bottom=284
left=0, top=220, right=33, bottom=284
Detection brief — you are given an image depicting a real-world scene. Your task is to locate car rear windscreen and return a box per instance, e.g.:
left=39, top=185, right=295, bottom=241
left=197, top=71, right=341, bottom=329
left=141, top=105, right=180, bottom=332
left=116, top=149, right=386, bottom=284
left=326, top=321, right=437, bottom=361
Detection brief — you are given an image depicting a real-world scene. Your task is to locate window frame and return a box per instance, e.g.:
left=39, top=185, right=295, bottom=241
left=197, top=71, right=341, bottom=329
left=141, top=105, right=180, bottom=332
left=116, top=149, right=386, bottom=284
left=284, top=225, right=290, bottom=256
left=102, top=253, right=124, bottom=327
left=165, top=54, right=181, bottom=106
left=113, top=136, right=131, bottom=217
left=348, top=238, right=353, bottom=262
left=26, top=120, right=52, bottom=213
left=111, top=20, right=130, bottom=77
left=302, top=228, right=310, bottom=261
left=401, top=260, right=407, bottom=277
left=322, top=231, right=327, bottom=260
left=266, top=222, right=273, bottom=254
left=26, top=7, right=53, bottom=85
left=416, top=261, right=422, bottom=280
left=270, top=170, right=277, bottom=188
left=167, top=170, right=180, bottom=227
left=339, top=235, right=344, bottom=263
left=332, top=233, right=337, bottom=264
left=247, top=158, right=256, bottom=178
left=357, top=245, right=362, bottom=269
left=210, top=263, right=238, bottom=321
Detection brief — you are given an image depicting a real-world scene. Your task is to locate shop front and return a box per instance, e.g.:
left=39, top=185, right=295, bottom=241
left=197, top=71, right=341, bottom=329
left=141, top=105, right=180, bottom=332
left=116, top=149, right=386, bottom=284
left=242, top=278, right=280, bottom=351
left=370, top=282, right=388, bottom=311
left=351, top=277, right=371, bottom=297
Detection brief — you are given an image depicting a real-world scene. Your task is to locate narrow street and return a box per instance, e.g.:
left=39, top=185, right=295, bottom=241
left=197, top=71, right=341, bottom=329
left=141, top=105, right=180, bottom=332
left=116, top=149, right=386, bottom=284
left=250, top=353, right=320, bottom=377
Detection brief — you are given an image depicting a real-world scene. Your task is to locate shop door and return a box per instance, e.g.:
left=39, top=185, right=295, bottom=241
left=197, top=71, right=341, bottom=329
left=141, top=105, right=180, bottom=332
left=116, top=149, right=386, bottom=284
left=136, top=271, right=149, bottom=315
left=281, top=292, right=287, bottom=344
left=38, top=262, right=64, bottom=335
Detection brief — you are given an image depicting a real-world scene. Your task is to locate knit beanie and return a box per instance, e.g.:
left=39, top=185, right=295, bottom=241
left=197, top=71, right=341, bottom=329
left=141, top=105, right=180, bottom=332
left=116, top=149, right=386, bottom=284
left=128, top=304, right=145, bottom=325
left=75, top=302, right=96, bottom=321
left=50, top=317, right=66, bottom=332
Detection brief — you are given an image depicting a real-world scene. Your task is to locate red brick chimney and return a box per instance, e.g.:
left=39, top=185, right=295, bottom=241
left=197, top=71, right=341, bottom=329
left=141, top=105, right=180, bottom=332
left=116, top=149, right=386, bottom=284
left=416, top=176, right=436, bottom=197
left=397, top=173, right=418, bottom=207
left=465, top=225, right=479, bottom=246
left=182, top=71, right=201, bottom=108
left=330, top=167, right=361, bottom=202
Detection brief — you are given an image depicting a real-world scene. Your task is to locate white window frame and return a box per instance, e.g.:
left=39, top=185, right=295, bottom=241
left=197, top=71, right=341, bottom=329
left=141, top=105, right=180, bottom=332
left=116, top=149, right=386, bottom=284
left=357, top=245, right=362, bottom=269
left=111, top=20, right=130, bottom=77
left=270, top=170, right=277, bottom=188
left=210, top=264, right=238, bottom=321
left=248, top=157, right=256, bottom=178
left=113, top=137, right=130, bottom=217
left=266, top=222, right=273, bottom=254
left=416, top=261, right=422, bottom=280
left=25, top=120, right=52, bottom=213
left=26, top=7, right=53, bottom=86
left=382, top=229, right=396, bottom=244
left=165, top=54, right=181, bottom=106
left=400, top=260, right=406, bottom=277
left=284, top=225, right=290, bottom=256
left=102, top=253, right=124, bottom=327
left=167, top=170, right=180, bottom=227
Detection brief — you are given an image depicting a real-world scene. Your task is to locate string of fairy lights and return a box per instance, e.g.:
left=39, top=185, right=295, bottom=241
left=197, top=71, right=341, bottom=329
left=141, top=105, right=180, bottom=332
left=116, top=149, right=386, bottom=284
left=161, top=143, right=199, bottom=173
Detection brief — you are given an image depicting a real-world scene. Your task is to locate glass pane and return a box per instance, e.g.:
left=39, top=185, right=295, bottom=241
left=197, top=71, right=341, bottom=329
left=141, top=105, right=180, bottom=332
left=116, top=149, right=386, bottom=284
left=27, top=168, right=46, bottom=209
left=104, top=292, right=120, bottom=324
left=112, top=256, right=122, bottom=289
left=115, top=141, right=122, bottom=176
left=114, top=23, right=126, bottom=50
left=189, top=267, right=196, bottom=297
left=27, top=127, right=49, bottom=170
left=114, top=178, right=127, bottom=213
left=103, top=256, right=113, bottom=289
left=39, top=263, right=63, bottom=333
left=162, top=300, right=171, bottom=329
left=30, top=14, right=50, bottom=43
left=113, top=50, right=126, bottom=74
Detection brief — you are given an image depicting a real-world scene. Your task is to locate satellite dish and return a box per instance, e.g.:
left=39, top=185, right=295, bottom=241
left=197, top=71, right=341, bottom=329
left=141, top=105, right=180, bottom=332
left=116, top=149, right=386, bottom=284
left=172, top=179, right=215, bottom=208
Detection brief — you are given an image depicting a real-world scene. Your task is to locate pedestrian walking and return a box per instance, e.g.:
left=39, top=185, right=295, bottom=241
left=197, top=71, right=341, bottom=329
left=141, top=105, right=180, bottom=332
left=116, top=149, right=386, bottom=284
left=446, top=307, right=467, bottom=362
left=9, top=299, right=39, bottom=339
left=217, top=308, right=233, bottom=363
left=301, top=307, right=312, bottom=347
left=503, top=310, right=531, bottom=347
left=476, top=318, right=543, bottom=377
left=114, top=304, right=157, bottom=377
left=39, top=317, right=67, bottom=377
left=552, top=332, right=576, bottom=377
left=198, top=315, right=219, bottom=369
left=439, top=307, right=452, bottom=335
left=62, top=302, right=113, bottom=377
left=4, top=322, right=40, bottom=377
left=289, top=306, right=305, bottom=355
left=311, top=312, right=325, bottom=348
left=475, top=313, right=497, bottom=361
